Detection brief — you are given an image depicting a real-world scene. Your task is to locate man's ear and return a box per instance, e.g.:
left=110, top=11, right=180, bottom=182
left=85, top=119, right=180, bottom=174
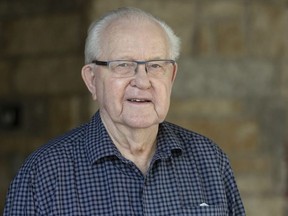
left=171, top=63, right=178, bottom=83
left=81, top=65, right=97, bottom=100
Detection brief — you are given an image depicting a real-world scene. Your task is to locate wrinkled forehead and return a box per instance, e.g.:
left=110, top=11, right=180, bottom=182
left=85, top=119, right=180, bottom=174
left=99, top=18, right=170, bottom=58
left=104, top=17, right=168, bottom=40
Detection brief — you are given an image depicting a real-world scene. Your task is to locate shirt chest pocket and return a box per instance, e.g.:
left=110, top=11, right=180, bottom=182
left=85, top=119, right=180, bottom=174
left=182, top=205, right=229, bottom=216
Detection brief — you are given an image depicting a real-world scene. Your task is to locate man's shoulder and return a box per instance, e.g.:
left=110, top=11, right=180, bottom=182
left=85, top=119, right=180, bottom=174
left=22, top=123, right=88, bottom=173
left=163, top=121, right=214, bottom=145
left=163, top=121, right=230, bottom=178
left=163, top=121, right=225, bottom=158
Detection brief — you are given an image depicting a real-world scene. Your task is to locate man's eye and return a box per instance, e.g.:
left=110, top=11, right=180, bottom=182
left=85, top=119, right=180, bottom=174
left=150, top=63, right=162, bottom=68
left=117, top=62, right=133, bottom=67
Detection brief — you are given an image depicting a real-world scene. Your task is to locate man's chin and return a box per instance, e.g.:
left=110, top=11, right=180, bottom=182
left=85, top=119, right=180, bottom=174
left=122, top=116, right=160, bottom=129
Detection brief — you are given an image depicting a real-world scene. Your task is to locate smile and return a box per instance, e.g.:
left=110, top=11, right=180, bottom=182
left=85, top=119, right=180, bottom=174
left=127, top=98, right=151, bottom=103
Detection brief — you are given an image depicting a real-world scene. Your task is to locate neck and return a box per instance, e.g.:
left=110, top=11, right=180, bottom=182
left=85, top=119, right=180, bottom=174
left=101, top=115, right=158, bottom=175
left=115, top=130, right=157, bottom=174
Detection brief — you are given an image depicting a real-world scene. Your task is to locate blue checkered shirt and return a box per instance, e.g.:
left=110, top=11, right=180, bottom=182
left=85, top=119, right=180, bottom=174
left=4, top=111, right=245, bottom=215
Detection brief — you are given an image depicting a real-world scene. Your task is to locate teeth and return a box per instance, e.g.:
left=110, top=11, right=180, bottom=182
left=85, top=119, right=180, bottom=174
left=131, top=99, right=143, bottom=102
left=128, top=99, right=149, bottom=102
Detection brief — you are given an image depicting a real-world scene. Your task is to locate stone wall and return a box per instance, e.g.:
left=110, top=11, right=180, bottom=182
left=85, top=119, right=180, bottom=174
left=0, top=0, right=91, bottom=213
left=0, top=0, right=287, bottom=215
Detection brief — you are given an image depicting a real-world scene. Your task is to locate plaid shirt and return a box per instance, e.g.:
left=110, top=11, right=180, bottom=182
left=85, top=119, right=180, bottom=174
left=4, top=111, right=245, bottom=215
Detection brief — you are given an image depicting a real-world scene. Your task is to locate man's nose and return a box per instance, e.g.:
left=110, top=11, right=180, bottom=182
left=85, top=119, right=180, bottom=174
left=130, top=64, right=151, bottom=89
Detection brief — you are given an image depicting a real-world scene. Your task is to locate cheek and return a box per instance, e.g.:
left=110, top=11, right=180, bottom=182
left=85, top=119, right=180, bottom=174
left=154, top=81, right=173, bottom=110
left=101, top=78, right=129, bottom=105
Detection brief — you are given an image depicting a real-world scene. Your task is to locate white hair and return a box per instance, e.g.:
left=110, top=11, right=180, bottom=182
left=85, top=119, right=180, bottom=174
left=84, top=7, right=181, bottom=64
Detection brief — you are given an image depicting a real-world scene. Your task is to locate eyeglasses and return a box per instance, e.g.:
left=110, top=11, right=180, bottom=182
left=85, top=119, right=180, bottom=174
left=92, top=59, right=175, bottom=78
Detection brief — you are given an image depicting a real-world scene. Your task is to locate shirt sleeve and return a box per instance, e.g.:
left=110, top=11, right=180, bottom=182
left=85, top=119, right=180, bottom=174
left=220, top=151, right=246, bottom=216
left=4, top=166, right=38, bottom=216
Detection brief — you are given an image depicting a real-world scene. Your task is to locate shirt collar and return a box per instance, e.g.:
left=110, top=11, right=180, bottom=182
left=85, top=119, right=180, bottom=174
left=84, top=111, right=120, bottom=165
left=84, top=111, right=183, bottom=165
left=155, top=122, right=183, bottom=159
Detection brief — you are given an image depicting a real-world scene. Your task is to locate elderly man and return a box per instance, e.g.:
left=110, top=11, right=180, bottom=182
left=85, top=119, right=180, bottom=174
left=4, top=7, right=245, bottom=215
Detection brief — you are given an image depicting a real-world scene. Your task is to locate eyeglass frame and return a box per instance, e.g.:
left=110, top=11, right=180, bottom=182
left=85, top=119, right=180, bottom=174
left=91, top=59, right=176, bottom=77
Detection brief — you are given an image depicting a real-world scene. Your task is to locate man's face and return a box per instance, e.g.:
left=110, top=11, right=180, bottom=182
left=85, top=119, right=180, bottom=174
left=82, top=19, right=177, bottom=129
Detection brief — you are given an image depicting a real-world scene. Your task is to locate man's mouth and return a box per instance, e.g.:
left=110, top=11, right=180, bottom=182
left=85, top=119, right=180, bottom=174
left=127, top=98, right=151, bottom=103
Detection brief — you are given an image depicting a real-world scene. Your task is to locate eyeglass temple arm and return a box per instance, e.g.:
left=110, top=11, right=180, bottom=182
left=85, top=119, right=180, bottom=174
left=92, top=60, right=108, bottom=66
